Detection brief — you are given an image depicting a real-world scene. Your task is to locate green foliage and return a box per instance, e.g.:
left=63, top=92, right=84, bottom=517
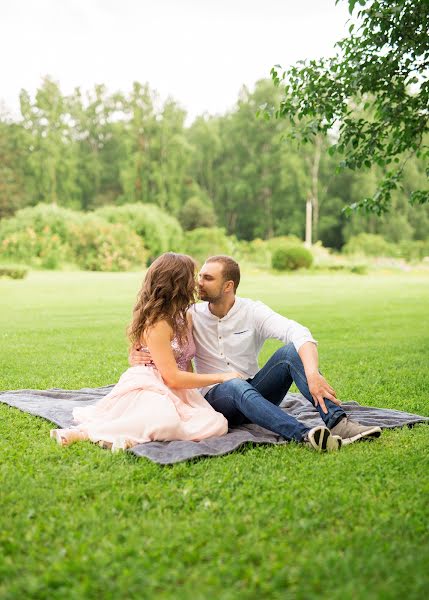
left=266, top=235, right=303, bottom=252
left=183, top=227, right=235, bottom=265
left=68, top=217, right=147, bottom=271
left=271, top=0, right=429, bottom=213
left=2, top=76, right=429, bottom=252
left=235, top=238, right=271, bottom=268
left=0, top=202, right=80, bottom=241
left=0, top=203, right=147, bottom=271
left=342, top=233, right=398, bottom=257
left=0, top=227, right=70, bottom=269
left=19, top=77, right=81, bottom=209
left=94, top=203, right=183, bottom=258
left=0, top=265, right=28, bottom=279
left=119, top=84, right=192, bottom=214
left=0, top=122, right=29, bottom=219
left=178, top=196, right=217, bottom=231
left=350, top=264, right=368, bottom=275
left=0, top=204, right=78, bottom=268
left=237, top=236, right=307, bottom=271
left=69, top=84, right=125, bottom=210
left=207, top=80, right=292, bottom=241
left=399, top=239, right=429, bottom=262
left=271, top=245, right=313, bottom=271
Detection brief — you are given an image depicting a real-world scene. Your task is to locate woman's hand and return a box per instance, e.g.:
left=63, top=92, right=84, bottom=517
left=220, top=371, right=245, bottom=383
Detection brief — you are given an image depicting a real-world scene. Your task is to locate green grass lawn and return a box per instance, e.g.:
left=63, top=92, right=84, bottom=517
left=1, top=271, right=428, bottom=599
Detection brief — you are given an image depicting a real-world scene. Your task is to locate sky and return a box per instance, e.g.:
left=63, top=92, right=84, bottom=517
left=0, top=0, right=351, bottom=123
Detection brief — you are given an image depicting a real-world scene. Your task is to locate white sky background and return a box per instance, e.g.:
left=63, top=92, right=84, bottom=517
left=0, top=0, right=351, bottom=123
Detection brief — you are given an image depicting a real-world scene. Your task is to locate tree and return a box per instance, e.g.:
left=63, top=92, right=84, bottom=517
left=119, top=83, right=157, bottom=205
left=68, top=85, right=125, bottom=210
left=212, top=80, right=289, bottom=240
left=0, top=119, right=28, bottom=218
left=270, top=0, right=428, bottom=214
left=19, top=77, right=81, bottom=208
left=179, top=195, right=217, bottom=230
left=119, top=84, right=191, bottom=215
left=187, top=115, right=222, bottom=202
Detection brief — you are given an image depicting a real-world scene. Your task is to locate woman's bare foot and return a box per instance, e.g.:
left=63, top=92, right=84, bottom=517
left=98, top=440, right=113, bottom=450
left=50, top=428, right=87, bottom=446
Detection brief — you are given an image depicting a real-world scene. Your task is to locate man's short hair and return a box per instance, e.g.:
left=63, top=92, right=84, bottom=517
left=205, top=255, right=240, bottom=291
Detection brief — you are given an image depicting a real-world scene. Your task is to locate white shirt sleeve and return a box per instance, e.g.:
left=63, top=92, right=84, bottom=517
left=253, top=301, right=317, bottom=351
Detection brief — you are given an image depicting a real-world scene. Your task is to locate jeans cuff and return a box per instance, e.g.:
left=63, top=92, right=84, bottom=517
left=327, top=412, right=345, bottom=430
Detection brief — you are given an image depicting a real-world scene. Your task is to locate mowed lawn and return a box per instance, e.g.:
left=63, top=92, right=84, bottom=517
left=0, top=271, right=428, bottom=599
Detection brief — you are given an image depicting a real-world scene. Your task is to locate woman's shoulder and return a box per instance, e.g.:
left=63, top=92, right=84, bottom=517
left=142, top=318, right=174, bottom=345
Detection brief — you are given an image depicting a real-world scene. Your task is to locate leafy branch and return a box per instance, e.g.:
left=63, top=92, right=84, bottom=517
left=270, top=0, right=428, bottom=214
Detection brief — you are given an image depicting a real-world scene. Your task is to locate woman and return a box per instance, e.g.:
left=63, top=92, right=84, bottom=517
left=50, top=253, right=242, bottom=450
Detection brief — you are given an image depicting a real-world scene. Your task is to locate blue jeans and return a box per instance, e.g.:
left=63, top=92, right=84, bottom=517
left=204, top=343, right=346, bottom=442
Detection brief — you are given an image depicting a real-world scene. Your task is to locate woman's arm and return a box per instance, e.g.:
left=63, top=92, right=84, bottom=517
left=186, top=310, right=194, bottom=372
left=144, top=320, right=242, bottom=389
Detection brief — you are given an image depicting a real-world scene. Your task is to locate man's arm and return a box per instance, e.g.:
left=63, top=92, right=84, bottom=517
left=254, top=302, right=341, bottom=413
left=129, top=344, right=154, bottom=366
left=298, top=341, right=341, bottom=414
left=144, top=320, right=243, bottom=388
left=254, top=301, right=317, bottom=349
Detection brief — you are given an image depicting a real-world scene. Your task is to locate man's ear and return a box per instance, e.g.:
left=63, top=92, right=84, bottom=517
left=224, top=280, right=234, bottom=293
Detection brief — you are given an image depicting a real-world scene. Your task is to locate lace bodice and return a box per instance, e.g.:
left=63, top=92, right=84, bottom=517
left=141, top=330, right=195, bottom=372
left=171, top=331, right=196, bottom=371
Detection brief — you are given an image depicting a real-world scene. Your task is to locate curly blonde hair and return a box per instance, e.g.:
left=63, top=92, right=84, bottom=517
left=128, top=252, right=197, bottom=346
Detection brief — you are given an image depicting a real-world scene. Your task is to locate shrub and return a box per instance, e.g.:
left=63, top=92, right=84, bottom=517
left=350, top=264, right=368, bottom=275
left=342, top=234, right=398, bottom=257
left=271, top=246, right=313, bottom=271
left=266, top=235, right=302, bottom=253
left=94, top=203, right=184, bottom=259
left=236, top=238, right=271, bottom=268
left=179, top=196, right=217, bottom=231
left=0, top=203, right=147, bottom=271
left=68, top=216, right=147, bottom=271
left=398, top=240, right=429, bottom=262
left=0, top=265, right=28, bottom=279
left=183, top=227, right=236, bottom=265
left=0, top=203, right=79, bottom=268
left=0, top=226, right=73, bottom=269
left=0, top=203, right=81, bottom=245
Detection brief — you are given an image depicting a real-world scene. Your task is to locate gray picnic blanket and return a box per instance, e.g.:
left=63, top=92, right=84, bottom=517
left=0, top=386, right=428, bottom=464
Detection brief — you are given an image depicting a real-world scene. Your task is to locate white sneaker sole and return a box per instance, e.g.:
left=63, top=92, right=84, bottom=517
left=307, top=426, right=342, bottom=452
left=341, top=426, right=382, bottom=446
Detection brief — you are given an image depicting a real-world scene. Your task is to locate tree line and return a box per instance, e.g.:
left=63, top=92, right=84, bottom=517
left=1, top=76, right=428, bottom=249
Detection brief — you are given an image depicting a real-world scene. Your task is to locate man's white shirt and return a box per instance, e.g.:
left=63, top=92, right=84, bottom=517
left=190, top=297, right=317, bottom=396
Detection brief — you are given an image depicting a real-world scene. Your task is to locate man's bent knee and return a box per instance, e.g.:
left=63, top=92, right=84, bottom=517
left=214, top=378, right=254, bottom=396
left=276, top=343, right=299, bottom=362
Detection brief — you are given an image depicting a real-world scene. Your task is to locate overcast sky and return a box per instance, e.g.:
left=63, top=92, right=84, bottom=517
left=0, top=0, right=350, bottom=122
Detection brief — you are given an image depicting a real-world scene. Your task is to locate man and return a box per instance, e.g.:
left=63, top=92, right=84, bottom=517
left=132, top=255, right=381, bottom=451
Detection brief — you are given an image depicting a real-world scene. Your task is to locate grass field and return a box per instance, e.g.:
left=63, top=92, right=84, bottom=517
left=0, top=271, right=428, bottom=599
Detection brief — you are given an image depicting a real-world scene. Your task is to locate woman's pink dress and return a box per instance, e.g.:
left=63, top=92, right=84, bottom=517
left=72, top=333, right=228, bottom=451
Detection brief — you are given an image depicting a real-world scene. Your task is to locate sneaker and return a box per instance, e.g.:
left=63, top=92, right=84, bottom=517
left=304, top=425, right=342, bottom=452
left=331, top=417, right=382, bottom=446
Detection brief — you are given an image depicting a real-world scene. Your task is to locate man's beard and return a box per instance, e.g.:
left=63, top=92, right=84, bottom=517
left=199, top=289, right=223, bottom=303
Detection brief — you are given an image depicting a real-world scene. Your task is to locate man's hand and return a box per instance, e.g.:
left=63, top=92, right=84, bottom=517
left=298, top=342, right=341, bottom=414
left=128, top=345, right=154, bottom=367
left=307, top=372, right=341, bottom=414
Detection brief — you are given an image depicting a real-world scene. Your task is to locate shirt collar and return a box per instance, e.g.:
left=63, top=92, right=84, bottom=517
left=206, top=296, right=242, bottom=321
